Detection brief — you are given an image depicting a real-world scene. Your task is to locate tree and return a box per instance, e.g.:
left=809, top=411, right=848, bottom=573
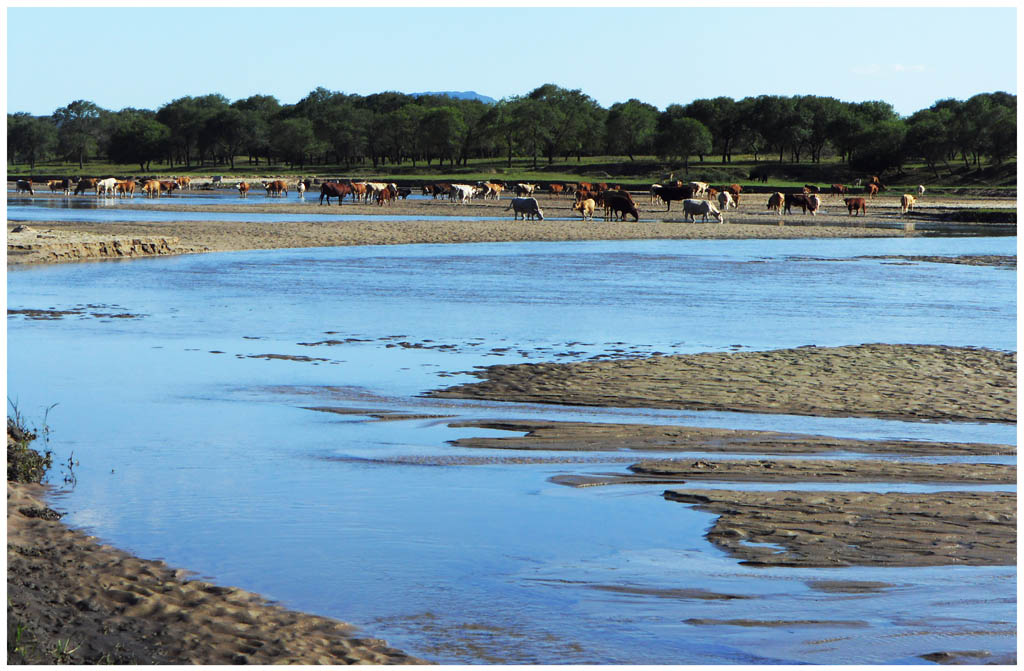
left=606, top=99, right=658, bottom=160
left=655, top=115, right=712, bottom=172
left=107, top=110, right=170, bottom=171
left=270, top=117, right=317, bottom=167
left=7, top=113, right=57, bottom=168
left=52, top=100, right=103, bottom=169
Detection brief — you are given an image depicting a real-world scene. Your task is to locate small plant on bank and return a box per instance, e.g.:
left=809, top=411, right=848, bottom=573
left=7, top=399, right=54, bottom=484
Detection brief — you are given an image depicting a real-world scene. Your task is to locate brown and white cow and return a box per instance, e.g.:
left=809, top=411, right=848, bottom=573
left=237, top=181, right=250, bottom=198
left=572, top=198, right=596, bottom=221
left=176, top=176, right=191, bottom=191
left=900, top=194, right=916, bottom=215
left=262, top=180, right=287, bottom=197
left=807, top=194, right=822, bottom=215
left=767, top=192, right=784, bottom=214
left=96, top=177, right=118, bottom=197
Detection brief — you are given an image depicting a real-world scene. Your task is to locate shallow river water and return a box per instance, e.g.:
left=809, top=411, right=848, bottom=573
left=6, top=230, right=1017, bottom=664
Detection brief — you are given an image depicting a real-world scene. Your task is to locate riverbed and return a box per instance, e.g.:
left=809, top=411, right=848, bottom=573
left=5, top=194, right=1017, bottom=663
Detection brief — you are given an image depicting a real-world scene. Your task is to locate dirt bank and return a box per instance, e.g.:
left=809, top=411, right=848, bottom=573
left=662, top=489, right=1016, bottom=567
left=7, top=480, right=428, bottom=664
left=429, top=344, right=1016, bottom=423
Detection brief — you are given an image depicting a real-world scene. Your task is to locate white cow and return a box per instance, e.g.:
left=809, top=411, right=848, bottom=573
left=297, top=180, right=307, bottom=199
left=96, top=177, right=118, bottom=197
left=917, top=185, right=926, bottom=197
left=506, top=197, right=544, bottom=221
left=450, top=184, right=475, bottom=204
left=900, top=194, right=917, bottom=215
left=681, top=198, right=723, bottom=223
left=513, top=183, right=537, bottom=197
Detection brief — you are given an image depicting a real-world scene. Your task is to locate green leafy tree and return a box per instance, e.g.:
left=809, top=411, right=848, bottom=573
left=52, top=100, right=103, bottom=169
left=270, top=117, right=317, bottom=167
left=7, top=113, right=57, bottom=169
left=605, top=99, right=658, bottom=160
left=655, top=115, right=712, bottom=172
left=107, top=109, right=170, bottom=171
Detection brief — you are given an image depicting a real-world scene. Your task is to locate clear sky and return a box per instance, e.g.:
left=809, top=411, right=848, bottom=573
left=5, top=4, right=1018, bottom=118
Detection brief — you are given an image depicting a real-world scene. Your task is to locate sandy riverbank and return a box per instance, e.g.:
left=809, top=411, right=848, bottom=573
left=7, top=479, right=428, bottom=664
left=11, top=188, right=1014, bottom=266
left=429, top=343, right=1016, bottom=423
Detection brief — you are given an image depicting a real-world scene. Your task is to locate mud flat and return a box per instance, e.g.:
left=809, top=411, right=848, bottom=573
left=448, top=419, right=1016, bottom=456
left=7, top=481, right=427, bottom=664
left=662, top=489, right=1016, bottom=567
left=429, top=344, right=1016, bottom=424
left=6, top=225, right=196, bottom=264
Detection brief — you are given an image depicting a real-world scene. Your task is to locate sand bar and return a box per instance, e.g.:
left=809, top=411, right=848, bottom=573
left=430, top=344, right=1016, bottom=423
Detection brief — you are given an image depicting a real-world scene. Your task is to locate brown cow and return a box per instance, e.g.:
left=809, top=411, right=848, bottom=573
left=237, top=181, right=250, bottom=198
left=844, top=197, right=867, bottom=216
left=830, top=184, right=848, bottom=197
left=802, top=184, right=820, bottom=194
left=74, top=178, right=98, bottom=195
left=784, top=192, right=811, bottom=214
left=176, top=176, right=191, bottom=191
left=142, top=180, right=162, bottom=197
left=548, top=183, right=564, bottom=197
left=572, top=198, right=596, bottom=221
left=866, top=183, right=879, bottom=197
left=376, top=184, right=397, bottom=206
left=262, top=179, right=287, bottom=197
left=767, top=192, right=784, bottom=214
left=116, top=179, right=136, bottom=198
left=158, top=180, right=178, bottom=195
left=319, top=182, right=351, bottom=205
left=603, top=191, right=639, bottom=221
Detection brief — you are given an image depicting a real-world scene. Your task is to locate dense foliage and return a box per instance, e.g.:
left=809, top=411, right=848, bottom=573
left=7, top=85, right=1016, bottom=175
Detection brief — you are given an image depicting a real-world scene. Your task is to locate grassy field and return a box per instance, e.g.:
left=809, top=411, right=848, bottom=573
left=6, top=155, right=1016, bottom=192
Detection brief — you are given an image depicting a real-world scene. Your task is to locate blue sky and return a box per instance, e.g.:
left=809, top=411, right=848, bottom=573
left=6, top=5, right=1018, bottom=118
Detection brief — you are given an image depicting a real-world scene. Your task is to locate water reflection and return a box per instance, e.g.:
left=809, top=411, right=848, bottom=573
left=6, top=237, right=1016, bottom=664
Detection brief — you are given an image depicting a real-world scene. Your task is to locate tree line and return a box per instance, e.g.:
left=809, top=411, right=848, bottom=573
left=6, top=84, right=1016, bottom=177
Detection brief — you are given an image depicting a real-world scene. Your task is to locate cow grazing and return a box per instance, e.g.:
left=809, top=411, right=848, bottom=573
left=681, top=199, right=723, bottom=223
left=397, top=187, right=412, bottom=200
left=866, top=183, right=879, bottom=197
left=603, top=192, right=639, bottom=221
left=319, top=182, right=351, bottom=205
left=548, top=183, right=565, bottom=198
left=658, top=185, right=696, bottom=211
left=830, top=184, right=848, bottom=197
left=900, top=194, right=917, bottom=215
left=46, top=179, right=64, bottom=193
left=142, top=180, right=162, bottom=198
left=73, top=178, right=98, bottom=195
left=176, top=176, right=191, bottom=191
left=917, top=185, right=926, bottom=196
left=15, top=179, right=33, bottom=195
left=807, top=194, right=822, bottom=215
left=158, top=180, right=178, bottom=195
left=506, top=197, right=544, bottom=221
left=844, top=197, right=867, bottom=216
left=767, top=192, right=784, bottom=214
left=784, top=192, right=813, bottom=214
left=572, top=198, right=597, bottom=222
left=237, top=181, right=250, bottom=198
left=649, top=184, right=663, bottom=204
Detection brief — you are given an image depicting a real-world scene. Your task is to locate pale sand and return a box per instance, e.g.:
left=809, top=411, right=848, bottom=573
left=430, top=344, right=1016, bottom=423
left=13, top=189, right=1007, bottom=265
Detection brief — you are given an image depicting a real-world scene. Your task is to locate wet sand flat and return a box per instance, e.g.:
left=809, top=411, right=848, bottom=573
left=662, top=489, right=1016, bottom=567
left=448, top=419, right=1016, bottom=456
left=430, top=344, right=1016, bottom=423
left=7, top=481, right=427, bottom=664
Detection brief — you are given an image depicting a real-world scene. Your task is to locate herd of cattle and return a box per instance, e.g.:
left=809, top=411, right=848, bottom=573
left=13, top=174, right=926, bottom=222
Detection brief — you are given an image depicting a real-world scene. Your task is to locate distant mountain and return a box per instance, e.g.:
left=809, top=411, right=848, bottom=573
left=411, top=90, right=497, bottom=104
